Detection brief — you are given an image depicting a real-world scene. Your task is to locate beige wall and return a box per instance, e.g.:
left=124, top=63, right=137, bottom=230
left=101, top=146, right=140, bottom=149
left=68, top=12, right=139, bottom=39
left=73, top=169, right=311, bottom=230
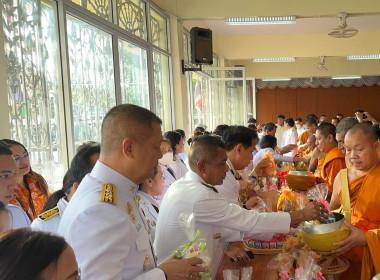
left=159, top=0, right=380, bottom=79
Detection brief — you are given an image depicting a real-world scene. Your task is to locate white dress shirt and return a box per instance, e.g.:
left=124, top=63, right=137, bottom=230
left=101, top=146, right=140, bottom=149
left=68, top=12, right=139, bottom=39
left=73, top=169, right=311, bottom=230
left=58, top=161, right=165, bottom=280
left=281, top=127, right=298, bottom=157
left=296, top=126, right=305, bottom=136
left=154, top=171, right=291, bottom=277
left=7, top=204, right=30, bottom=229
left=137, top=191, right=160, bottom=243
left=31, top=197, right=68, bottom=234
left=252, top=147, right=294, bottom=167
left=275, top=125, right=286, bottom=148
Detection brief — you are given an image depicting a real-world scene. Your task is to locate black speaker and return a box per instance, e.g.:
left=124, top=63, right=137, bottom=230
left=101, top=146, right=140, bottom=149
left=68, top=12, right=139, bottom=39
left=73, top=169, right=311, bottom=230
left=190, top=27, right=213, bottom=65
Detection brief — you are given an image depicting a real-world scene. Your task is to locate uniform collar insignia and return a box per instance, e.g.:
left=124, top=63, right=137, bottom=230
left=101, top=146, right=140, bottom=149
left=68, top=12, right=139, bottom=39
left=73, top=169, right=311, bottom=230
left=201, top=182, right=218, bottom=193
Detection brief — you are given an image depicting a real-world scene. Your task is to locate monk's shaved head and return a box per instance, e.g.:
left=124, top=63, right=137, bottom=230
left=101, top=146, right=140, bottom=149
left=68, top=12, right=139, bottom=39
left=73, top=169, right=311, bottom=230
left=307, top=134, right=316, bottom=144
left=346, top=123, right=378, bottom=143
left=316, top=122, right=337, bottom=141
left=306, top=114, right=318, bottom=122
left=188, top=135, right=226, bottom=172
left=336, top=117, right=359, bottom=136
left=305, top=118, right=318, bottom=127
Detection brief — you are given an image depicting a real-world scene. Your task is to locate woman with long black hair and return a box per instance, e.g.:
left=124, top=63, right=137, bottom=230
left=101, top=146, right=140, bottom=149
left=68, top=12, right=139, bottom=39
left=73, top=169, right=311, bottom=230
left=0, top=139, right=50, bottom=222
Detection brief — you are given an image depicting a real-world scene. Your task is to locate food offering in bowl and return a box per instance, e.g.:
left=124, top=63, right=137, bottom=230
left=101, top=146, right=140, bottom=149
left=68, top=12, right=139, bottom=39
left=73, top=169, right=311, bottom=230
left=301, top=212, right=351, bottom=252
left=286, top=171, right=316, bottom=191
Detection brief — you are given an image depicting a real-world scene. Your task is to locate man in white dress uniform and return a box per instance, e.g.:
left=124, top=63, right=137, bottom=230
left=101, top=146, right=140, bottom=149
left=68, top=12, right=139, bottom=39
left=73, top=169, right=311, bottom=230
left=154, top=135, right=327, bottom=277
left=282, top=118, right=298, bottom=157
left=215, top=126, right=273, bottom=263
left=0, top=144, right=30, bottom=230
left=59, top=104, right=206, bottom=280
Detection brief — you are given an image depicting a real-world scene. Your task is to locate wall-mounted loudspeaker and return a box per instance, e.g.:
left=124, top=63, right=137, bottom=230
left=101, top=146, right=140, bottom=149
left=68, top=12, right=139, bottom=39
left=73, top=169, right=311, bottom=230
left=190, top=27, right=213, bottom=65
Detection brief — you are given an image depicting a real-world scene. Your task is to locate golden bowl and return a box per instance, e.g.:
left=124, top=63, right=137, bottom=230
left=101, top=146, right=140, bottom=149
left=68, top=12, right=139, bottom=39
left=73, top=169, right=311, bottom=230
left=302, top=213, right=351, bottom=252
left=286, top=171, right=316, bottom=191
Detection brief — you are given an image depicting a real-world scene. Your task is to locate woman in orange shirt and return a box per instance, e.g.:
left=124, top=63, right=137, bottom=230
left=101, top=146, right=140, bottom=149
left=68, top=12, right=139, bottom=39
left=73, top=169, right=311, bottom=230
left=0, top=139, right=50, bottom=222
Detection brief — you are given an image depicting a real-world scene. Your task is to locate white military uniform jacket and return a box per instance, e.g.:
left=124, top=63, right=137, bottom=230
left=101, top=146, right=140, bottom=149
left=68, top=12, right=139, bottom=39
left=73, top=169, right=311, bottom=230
left=137, top=191, right=159, bottom=243
left=282, top=127, right=298, bottom=157
left=154, top=171, right=291, bottom=276
left=275, top=124, right=286, bottom=148
left=252, top=147, right=294, bottom=167
left=31, top=197, right=68, bottom=234
left=58, top=161, right=165, bottom=280
left=7, top=204, right=30, bottom=229
left=169, top=155, right=188, bottom=180
left=215, top=160, right=240, bottom=205
left=155, top=164, right=176, bottom=202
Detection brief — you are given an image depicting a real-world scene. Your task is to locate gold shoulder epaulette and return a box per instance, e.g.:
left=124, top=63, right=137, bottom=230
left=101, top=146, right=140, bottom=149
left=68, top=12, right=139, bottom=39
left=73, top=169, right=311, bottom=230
left=100, top=183, right=117, bottom=205
left=38, top=206, right=59, bottom=221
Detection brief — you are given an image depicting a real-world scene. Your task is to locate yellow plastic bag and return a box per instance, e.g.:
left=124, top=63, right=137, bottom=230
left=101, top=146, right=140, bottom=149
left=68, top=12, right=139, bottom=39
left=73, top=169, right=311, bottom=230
left=277, top=186, right=298, bottom=212
left=261, top=150, right=276, bottom=176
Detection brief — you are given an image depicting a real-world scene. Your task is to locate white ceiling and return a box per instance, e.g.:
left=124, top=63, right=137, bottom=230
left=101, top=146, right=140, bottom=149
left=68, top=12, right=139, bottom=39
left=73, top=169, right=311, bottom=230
left=186, top=14, right=380, bottom=36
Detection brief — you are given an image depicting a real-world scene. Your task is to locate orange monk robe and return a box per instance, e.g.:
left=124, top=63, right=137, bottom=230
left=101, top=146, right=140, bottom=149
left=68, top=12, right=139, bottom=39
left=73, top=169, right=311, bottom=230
left=339, top=163, right=380, bottom=279
left=297, top=131, right=309, bottom=146
left=318, top=146, right=346, bottom=192
left=314, top=153, right=326, bottom=178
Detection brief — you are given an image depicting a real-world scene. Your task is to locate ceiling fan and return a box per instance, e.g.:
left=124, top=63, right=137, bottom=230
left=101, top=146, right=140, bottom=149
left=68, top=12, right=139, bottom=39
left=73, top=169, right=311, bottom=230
left=328, top=12, right=358, bottom=38
left=313, top=56, right=328, bottom=71
left=304, top=77, right=315, bottom=87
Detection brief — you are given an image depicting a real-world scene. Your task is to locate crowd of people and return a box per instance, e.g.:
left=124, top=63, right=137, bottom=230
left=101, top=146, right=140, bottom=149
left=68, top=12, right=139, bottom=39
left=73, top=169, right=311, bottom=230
left=0, top=105, right=379, bottom=280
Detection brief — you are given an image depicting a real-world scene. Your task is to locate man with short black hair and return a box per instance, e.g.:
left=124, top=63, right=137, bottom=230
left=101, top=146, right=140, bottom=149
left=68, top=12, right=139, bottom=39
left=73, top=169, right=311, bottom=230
left=319, top=114, right=327, bottom=125
left=217, top=126, right=270, bottom=204
left=217, top=126, right=271, bottom=262
left=282, top=118, right=298, bottom=156
left=0, top=144, right=30, bottom=230
left=336, top=113, right=344, bottom=121
left=331, top=117, right=340, bottom=127
left=295, top=117, right=305, bottom=136
left=275, top=114, right=286, bottom=148
left=247, top=118, right=256, bottom=126
left=264, top=122, right=277, bottom=137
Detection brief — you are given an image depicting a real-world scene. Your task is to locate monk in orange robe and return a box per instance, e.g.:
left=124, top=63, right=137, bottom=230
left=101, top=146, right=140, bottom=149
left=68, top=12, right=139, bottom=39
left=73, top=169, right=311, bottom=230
left=330, top=123, right=380, bottom=280
left=297, top=118, right=318, bottom=152
left=335, top=117, right=359, bottom=169
left=315, top=122, right=346, bottom=193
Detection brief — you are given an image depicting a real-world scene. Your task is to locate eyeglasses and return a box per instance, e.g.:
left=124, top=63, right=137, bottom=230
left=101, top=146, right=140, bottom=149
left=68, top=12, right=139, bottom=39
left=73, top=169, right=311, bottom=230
left=12, top=151, right=29, bottom=162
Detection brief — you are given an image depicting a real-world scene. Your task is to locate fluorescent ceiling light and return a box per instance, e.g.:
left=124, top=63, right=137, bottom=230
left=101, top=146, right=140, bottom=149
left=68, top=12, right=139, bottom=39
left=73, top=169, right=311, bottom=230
left=253, top=57, right=295, bottom=63
left=262, top=78, right=291, bottom=82
left=225, top=16, right=296, bottom=25
left=347, top=54, right=380, bottom=60
left=332, top=76, right=362, bottom=80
